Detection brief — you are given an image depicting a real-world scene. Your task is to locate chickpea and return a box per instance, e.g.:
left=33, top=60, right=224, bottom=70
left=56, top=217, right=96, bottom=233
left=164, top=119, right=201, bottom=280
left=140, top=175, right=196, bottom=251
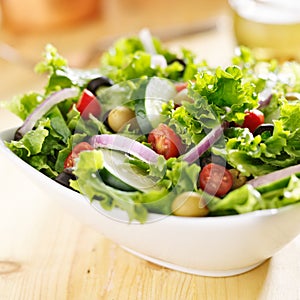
left=107, top=106, right=136, bottom=132
left=172, top=192, right=209, bottom=217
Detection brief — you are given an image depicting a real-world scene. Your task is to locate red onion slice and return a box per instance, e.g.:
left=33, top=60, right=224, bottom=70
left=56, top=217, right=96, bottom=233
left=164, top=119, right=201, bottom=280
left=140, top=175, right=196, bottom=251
left=248, top=164, right=300, bottom=188
left=139, top=28, right=167, bottom=69
left=180, top=124, right=224, bottom=164
left=258, top=88, right=273, bottom=108
left=139, top=28, right=157, bottom=55
left=151, top=54, right=167, bottom=69
left=18, top=87, right=79, bottom=136
left=90, top=134, right=160, bottom=164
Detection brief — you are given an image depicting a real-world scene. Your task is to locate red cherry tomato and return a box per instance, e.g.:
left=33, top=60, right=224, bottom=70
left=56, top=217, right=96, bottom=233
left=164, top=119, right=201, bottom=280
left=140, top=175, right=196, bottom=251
left=64, top=142, right=94, bottom=169
left=242, top=109, right=264, bottom=133
left=148, top=124, right=184, bottom=159
left=175, top=82, right=188, bottom=93
left=76, top=89, right=101, bottom=120
left=199, top=163, right=233, bottom=197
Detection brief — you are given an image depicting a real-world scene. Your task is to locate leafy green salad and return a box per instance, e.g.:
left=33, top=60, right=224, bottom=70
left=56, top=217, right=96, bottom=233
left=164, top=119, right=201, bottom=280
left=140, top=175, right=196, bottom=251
left=3, top=31, right=300, bottom=222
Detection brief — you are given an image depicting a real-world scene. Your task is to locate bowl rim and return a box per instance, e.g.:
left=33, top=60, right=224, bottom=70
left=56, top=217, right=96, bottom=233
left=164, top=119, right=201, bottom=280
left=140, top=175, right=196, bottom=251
left=1, top=126, right=300, bottom=225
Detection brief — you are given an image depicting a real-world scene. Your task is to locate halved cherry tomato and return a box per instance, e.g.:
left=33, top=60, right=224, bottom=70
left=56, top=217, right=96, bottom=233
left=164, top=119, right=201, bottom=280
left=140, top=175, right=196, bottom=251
left=148, top=124, right=184, bottom=159
left=76, top=89, right=101, bottom=120
left=199, top=163, right=233, bottom=197
left=175, top=82, right=188, bottom=93
left=64, top=142, right=94, bottom=169
left=241, top=109, right=264, bottom=133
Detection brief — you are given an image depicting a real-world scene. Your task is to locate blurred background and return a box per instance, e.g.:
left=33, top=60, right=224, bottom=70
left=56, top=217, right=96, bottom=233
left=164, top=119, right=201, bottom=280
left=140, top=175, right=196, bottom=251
left=1, top=0, right=300, bottom=102
left=0, top=0, right=231, bottom=100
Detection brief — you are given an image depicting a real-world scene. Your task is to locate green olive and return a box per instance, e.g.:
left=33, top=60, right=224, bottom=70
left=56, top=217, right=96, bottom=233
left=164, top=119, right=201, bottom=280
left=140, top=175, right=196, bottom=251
left=229, top=169, right=247, bottom=189
left=285, top=92, right=300, bottom=101
left=107, top=106, right=136, bottom=132
left=172, top=192, right=209, bottom=217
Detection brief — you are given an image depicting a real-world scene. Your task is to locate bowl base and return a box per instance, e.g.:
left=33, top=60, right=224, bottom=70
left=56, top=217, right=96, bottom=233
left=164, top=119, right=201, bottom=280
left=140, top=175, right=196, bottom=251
left=122, top=246, right=267, bottom=277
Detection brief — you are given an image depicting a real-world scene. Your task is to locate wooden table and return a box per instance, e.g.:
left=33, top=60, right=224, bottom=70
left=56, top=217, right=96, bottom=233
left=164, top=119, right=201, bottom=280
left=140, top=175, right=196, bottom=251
left=1, top=1, right=300, bottom=299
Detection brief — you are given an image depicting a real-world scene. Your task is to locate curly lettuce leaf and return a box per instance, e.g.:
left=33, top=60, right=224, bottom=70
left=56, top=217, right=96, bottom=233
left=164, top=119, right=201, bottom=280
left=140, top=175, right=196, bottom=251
left=6, top=105, right=76, bottom=177
left=100, top=37, right=163, bottom=82
left=164, top=65, right=259, bottom=150
left=3, top=92, right=43, bottom=121
left=208, top=184, right=263, bottom=215
left=162, top=101, right=206, bottom=147
left=193, top=66, right=257, bottom=121
left=70, top=150, right=149, bottom=223
left=280, top=102, right=300, bottom=131
left=6, top=123, right=49, bottom=157
left=70, top=150, right=201, bottom=221
left=100, top=35, right=204, bottom=83
left=5, top=119, right=63, bottom=178
left=208, top=174, right=300, bottom=215
left=35, top=44, right=68, bottom=74
left=145, top=157, right=201, bottom=214
left=35, top=44, right=103, bottom=94
left=221, top=101, right=300, bottom=177
left=46, top=106, right=71, bottom=143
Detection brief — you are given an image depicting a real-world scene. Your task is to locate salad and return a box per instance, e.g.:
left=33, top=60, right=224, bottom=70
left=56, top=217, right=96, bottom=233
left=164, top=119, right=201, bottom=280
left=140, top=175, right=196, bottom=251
left=3, top=30, right=300, bottom=223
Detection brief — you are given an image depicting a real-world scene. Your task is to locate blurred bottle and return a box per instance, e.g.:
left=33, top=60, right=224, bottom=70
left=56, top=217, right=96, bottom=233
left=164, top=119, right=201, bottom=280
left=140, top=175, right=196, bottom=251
left=229, top=0, right=300, bottom=61
left=0, top=0, right=100, bottom=33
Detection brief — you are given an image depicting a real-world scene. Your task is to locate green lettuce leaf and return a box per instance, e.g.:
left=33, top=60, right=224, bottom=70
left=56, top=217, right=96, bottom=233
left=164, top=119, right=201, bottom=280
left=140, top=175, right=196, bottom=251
left=100, top=35, right=204, bottom=83
left=222, top=100, right=300, bottom=177
left=3, top=92, right=43, bottom=121
left=35, top=44, right=104, bottom=94
left=70, top=150, right=149, bottom=223
left=208, top=184, right=263, bottom=215
left=191, top=65, right=258, bottom=124
left=5, top=119, right=65, bottom=177
left=208, top=174, right=300, bottom=215
left=6, top=123, right=49, bottom=157
left=70, top=150, right=201, bottom=222
left=45, top=106, right=71, bottom=143
left=280, top=102, right=300, bottom=131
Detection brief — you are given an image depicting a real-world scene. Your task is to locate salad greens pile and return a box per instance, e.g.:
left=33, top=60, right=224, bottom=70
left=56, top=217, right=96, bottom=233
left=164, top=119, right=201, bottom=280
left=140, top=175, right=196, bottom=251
left=3, top=34, right=300, bottom=223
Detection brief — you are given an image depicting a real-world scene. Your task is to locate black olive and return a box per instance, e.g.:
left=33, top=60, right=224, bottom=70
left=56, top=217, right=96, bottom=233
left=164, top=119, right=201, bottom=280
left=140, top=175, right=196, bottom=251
left=169, top=58, right=186, bottom=68
left=253, top=124, right=274, bottom=137
left=101, top=110, right=112, bottom=127
left=55, top=169, right=77, bottom=190
left=14, top=128, right=23, bottom=141
left=86, top=76, right=114, bottom=95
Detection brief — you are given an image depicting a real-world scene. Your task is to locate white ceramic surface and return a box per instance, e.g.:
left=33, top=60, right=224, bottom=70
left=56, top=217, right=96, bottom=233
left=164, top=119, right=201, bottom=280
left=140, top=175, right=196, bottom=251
left=1, top=127, right=300, bottom=277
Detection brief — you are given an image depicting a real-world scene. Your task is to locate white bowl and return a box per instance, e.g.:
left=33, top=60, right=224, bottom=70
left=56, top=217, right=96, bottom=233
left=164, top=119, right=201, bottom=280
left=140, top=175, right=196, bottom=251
left=1, top=127, right=300, bottom=277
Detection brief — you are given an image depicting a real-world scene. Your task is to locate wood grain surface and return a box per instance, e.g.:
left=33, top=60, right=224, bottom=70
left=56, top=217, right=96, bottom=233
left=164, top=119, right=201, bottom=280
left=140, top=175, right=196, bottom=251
left=1, top=1, right=300, bottom=299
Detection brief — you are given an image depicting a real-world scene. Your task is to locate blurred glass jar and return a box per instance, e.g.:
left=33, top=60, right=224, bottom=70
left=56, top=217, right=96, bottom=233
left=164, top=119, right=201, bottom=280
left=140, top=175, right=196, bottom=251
left=229, top=0, right=300, bottom=61
left=0, top=0, right=100, bottom=33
